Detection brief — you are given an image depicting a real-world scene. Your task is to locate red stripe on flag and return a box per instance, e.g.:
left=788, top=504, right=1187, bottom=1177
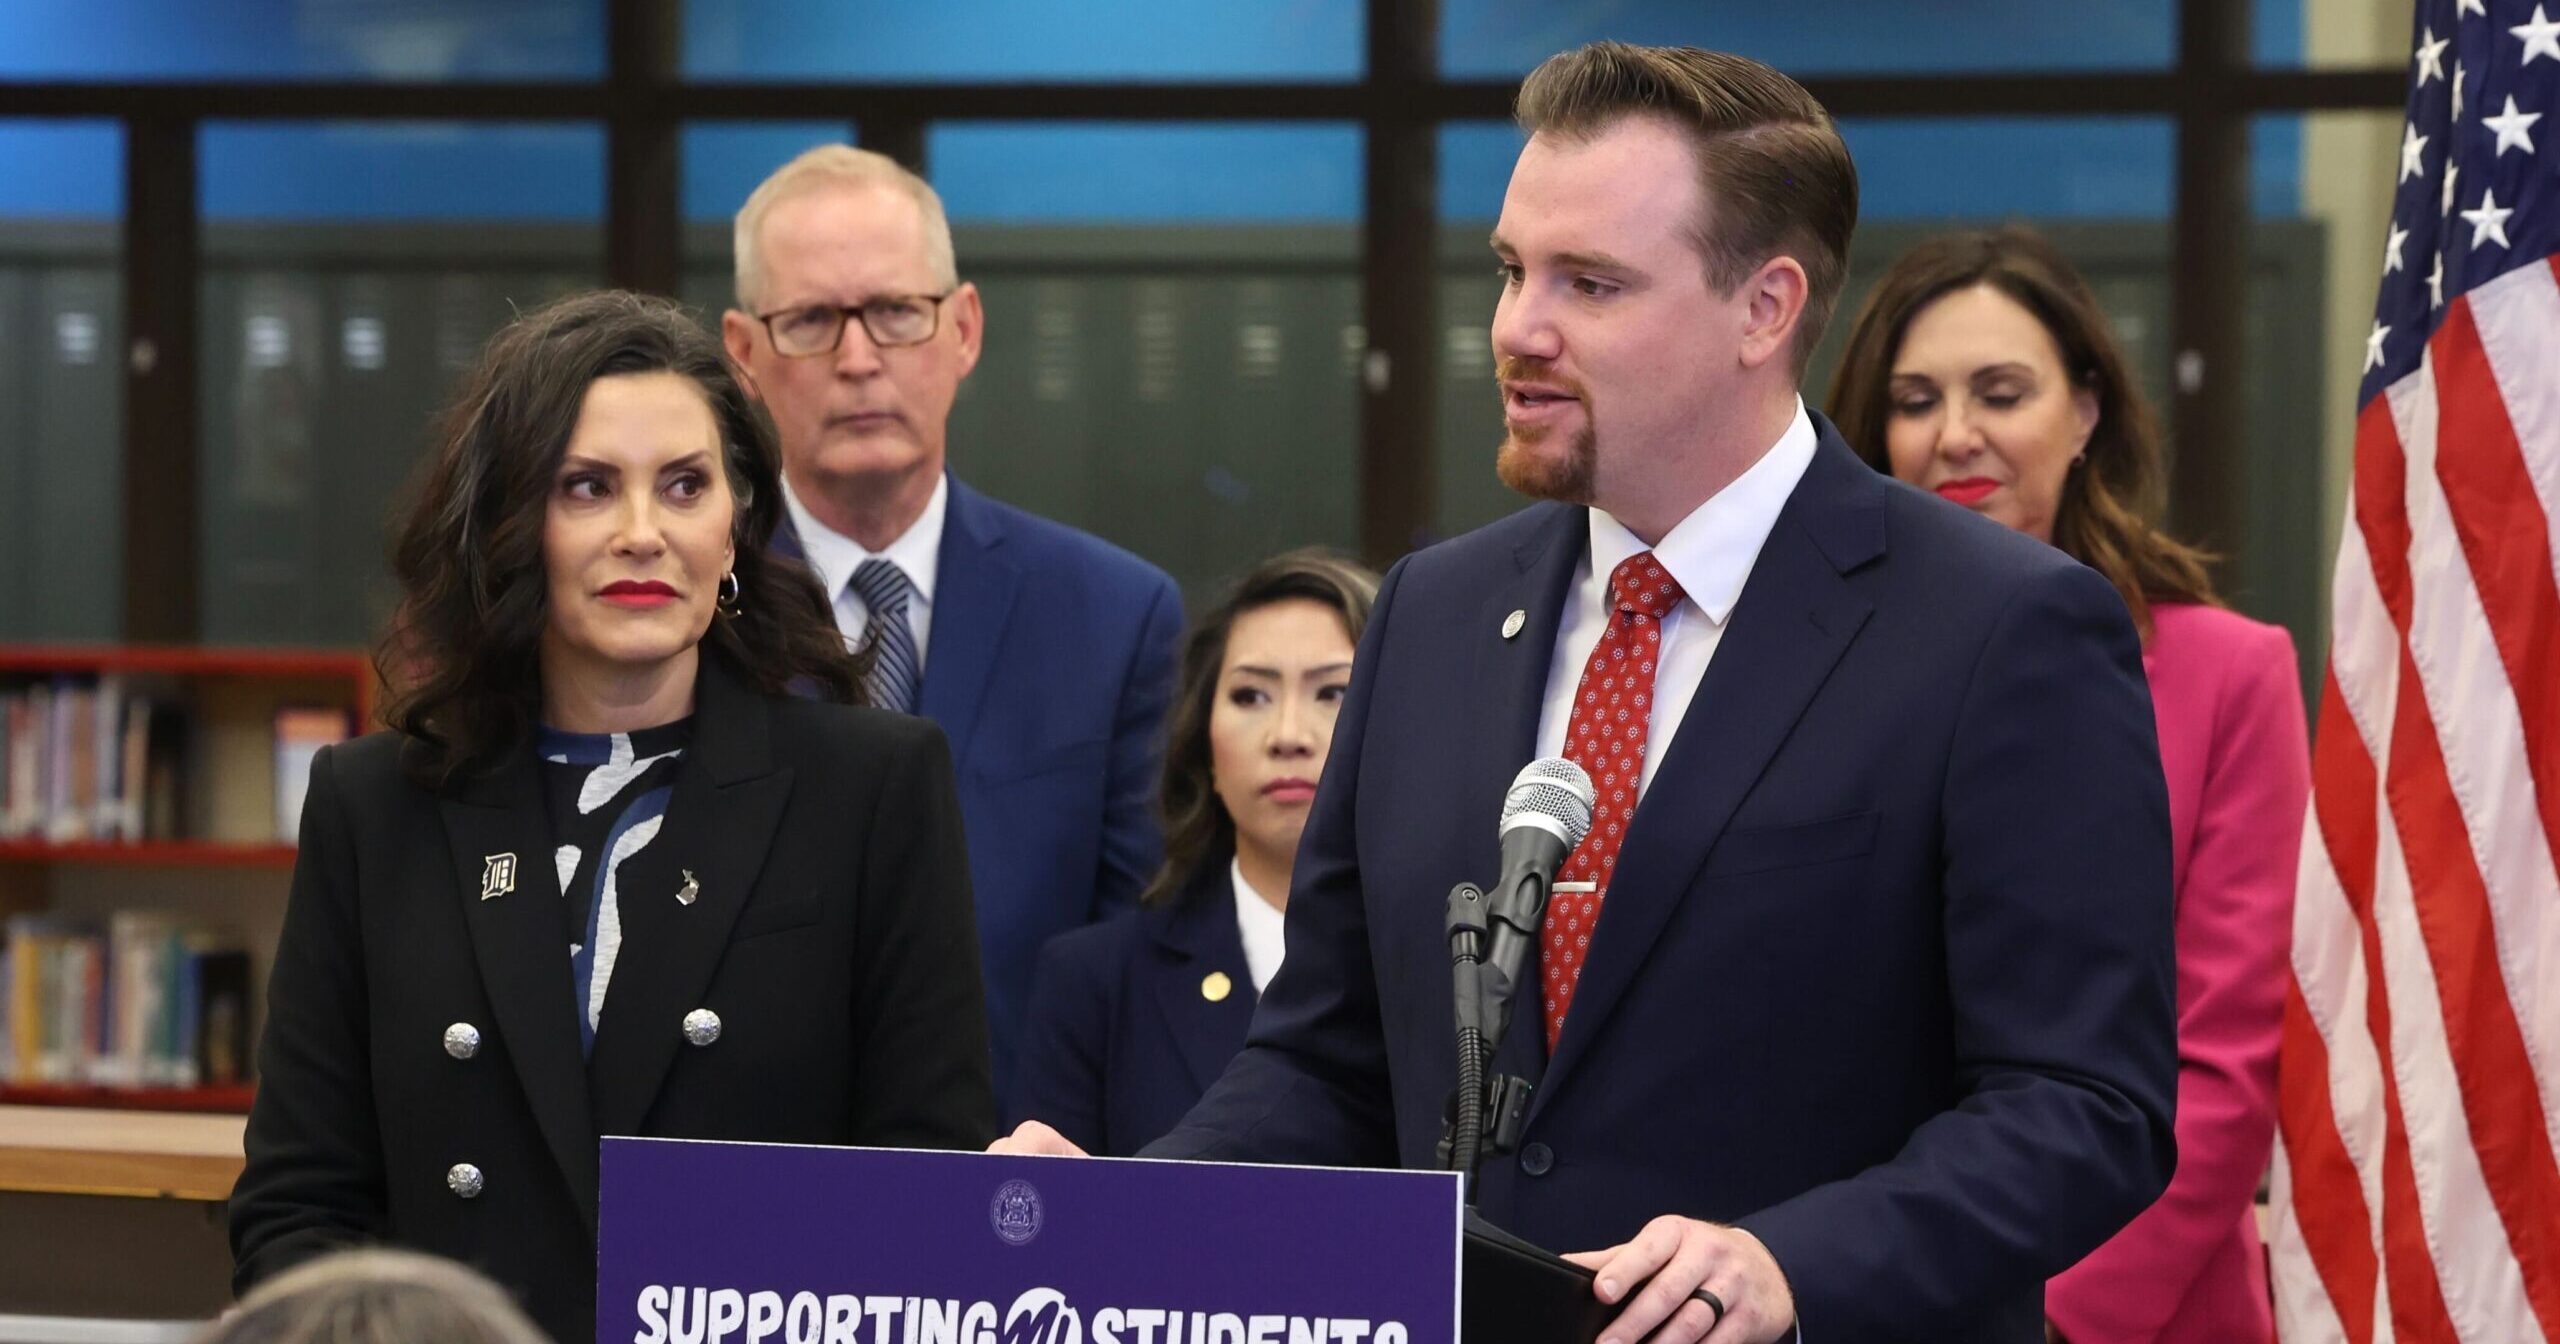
left=2351, top=309, right=2560, bottom=1337
left=2337, top=401, right=2465, bottom=1344
left=2429, top=301, right=2560, bottom=920
left=2379, top=634, right=2560, bottom=1340
left=2279, top=955, right=2379, bottom=1342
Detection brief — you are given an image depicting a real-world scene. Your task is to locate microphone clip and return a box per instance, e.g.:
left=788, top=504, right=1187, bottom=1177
left=1439, top=881, right=1539, bottom=1187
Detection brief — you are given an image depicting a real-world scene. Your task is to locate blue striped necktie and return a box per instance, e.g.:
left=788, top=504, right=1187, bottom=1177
left=848, top=558, right=921, bottom=714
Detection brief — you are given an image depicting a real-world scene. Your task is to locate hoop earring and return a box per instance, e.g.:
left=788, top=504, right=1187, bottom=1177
left=717, top=569, right=744, bottom=618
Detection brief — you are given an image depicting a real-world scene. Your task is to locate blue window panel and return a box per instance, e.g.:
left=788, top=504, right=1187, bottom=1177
left=2254, top=0, right=2311, bottom=68
left=0, top=0, right=603, bottom=81
left=1844, top=119, right=2175, bottom=220
left=0, top=123, right=122, bottom=217
left=1439, top=123, right=1527, bottom=222
left=202, top=124, right=605, bottom=222
left=930, top=125, right=1363, bottom=223
left=1444, top=119, right=2175, bottom=224
left=1442, top=0, right=2176, bottom=77
left=684, top=124, right=853, bottom=223
left=684, top=0, right=1362, bottom=82
left=2253, top=117, right=2305, bottom=217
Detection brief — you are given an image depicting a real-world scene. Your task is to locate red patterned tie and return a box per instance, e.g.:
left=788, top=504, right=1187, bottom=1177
left=1542, top=551, right=1686, bottom=1052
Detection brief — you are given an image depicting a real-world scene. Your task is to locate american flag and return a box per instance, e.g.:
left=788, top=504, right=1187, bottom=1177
left=2266, top=2, right=2560, bottom=1341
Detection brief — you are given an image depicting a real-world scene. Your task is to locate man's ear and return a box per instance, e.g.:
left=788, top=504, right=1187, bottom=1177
left=720, top=310, right=766, bottom=402
left=1736, top=256, right=1810, bottom=372
left=950, top=282, right=986, bottom=379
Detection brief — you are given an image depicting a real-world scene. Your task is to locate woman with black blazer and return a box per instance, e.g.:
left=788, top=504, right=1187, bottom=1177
left=229, top=291, right=996, bottom=1343
left=1011, top=549, right=1377, bottom=1155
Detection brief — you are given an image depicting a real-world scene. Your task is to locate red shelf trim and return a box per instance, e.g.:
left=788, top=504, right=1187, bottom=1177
left=0, top=1084, right=255, bottom=1115
left=0, top=643, right=370, bottom=681
left=0, top=841, right=299, bottom=869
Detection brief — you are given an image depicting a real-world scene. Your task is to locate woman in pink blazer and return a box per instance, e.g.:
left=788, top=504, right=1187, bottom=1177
left=1829, top=227, right=2311, bottom=1344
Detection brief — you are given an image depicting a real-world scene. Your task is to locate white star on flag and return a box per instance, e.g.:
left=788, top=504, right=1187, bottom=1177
left=2443, top=160, right=2462, bottom=214
left=2385, top=222, right=2411, bottom=271
left=2517, top=4, right=2560, bottom=61
left=2364, top=319, right=2390, bottom=371
left=2459, top=0, right=2488, bottom=13
left=2418, top=25, right=2451, bottom=81
left=2461, top=188, right=2516, bottom=248
left=2454, top=59, right=2469, bottom=119
left=2402, top=122, right=2431, bottom=179
left=2483, top=94, right=2543, bottom=152
left=2427, top=250, right=2445, bottom=307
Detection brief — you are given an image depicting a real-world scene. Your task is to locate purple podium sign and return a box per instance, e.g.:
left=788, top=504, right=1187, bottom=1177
left=598, top=1139, right=1462, bottom=1344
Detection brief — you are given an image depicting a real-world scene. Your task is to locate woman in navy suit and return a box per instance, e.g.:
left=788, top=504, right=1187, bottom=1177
left=1011, top=549, right=1377, bottom=1155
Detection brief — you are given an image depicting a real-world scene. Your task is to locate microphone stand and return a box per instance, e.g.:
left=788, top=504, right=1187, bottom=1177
left=1439, top=865, right=1546, bottom=1198
left=1443, top=872, right=1616, bottom=1344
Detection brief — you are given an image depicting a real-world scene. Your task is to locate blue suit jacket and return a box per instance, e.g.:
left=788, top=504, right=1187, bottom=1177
left=1148, top=420, right=2179, bottom=1341
left=1011, top=859, right=1258, bottom=1156
left=778, top=474, right=1184, bottom=1098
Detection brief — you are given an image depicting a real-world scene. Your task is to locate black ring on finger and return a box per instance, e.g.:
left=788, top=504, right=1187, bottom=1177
left=1691, top=1288, right=1726, bottom=1328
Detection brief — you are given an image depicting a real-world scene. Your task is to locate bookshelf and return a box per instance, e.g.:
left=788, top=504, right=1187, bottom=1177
left=1, top=644, right=374, bottom=1135
left=0, top=644, right=374, bottom=867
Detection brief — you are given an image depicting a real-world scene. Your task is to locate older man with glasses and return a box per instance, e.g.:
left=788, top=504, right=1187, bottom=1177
left=722, top=145, right=1183, bottom=1105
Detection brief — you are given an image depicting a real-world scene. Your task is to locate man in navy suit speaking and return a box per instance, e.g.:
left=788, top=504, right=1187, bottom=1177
left=724, top=146, right=1183, bottom=1101
left=999, top=44, right=2177, bottom=1344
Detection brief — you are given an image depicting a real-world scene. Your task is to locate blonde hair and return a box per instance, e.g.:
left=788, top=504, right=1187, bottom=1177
left=732, top=144, right=958, bottom=311
left=204, top=1249, right=549, bottom=1344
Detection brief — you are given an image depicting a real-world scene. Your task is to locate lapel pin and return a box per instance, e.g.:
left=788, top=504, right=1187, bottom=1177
left=1502, top=609, right=1526, bottom=640
left=1201, top=971, right=1234, bottom=1003
left=479, top=853, right=517, bottom=901
left=676, top=870, right=700, bottom=906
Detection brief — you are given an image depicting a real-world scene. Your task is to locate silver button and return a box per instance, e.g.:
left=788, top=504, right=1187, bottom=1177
left=446, top=1163, right=485, bottom=1199
left=443, top=1022, right=481, bottom=1060
left=683, top=1008, right=722, bottom=1047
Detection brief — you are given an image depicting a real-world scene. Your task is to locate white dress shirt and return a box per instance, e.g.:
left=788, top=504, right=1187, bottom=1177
left=1229, top=858, right=1288, bottom=995
left=1532, top=401, right=1819, bottom=796
left=782, top=473, right=947, bottom=670
left=1531, top=399, right=1819, bottom=1344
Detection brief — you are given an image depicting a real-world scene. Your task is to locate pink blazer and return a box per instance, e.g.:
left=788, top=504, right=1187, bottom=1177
left=2046, top=602, right=2309, bottom=1344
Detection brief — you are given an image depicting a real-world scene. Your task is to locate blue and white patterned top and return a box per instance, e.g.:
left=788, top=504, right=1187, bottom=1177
left=537, top=718, right=691, bottom=1058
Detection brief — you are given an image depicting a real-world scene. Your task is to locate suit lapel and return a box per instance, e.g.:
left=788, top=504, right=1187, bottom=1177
left=1534, top=439, right=1884, bottom=1109
left=918, top=475, right=1020, bottom=764
left=586, top=658, right=794, bottom=1137
left=1142, top=866, right=1258, bottom=1092
left=1475, top=505, right=1588, bottom=1085
left=441, top=750, right=599, bottom=1224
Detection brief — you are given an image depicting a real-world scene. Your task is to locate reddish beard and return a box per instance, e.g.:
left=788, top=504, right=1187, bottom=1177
left=1494, top=358, right=1597, bottom=504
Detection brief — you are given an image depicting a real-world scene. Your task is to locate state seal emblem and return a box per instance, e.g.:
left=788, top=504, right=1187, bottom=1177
left=990, top=1178, right=1043, bottom=1246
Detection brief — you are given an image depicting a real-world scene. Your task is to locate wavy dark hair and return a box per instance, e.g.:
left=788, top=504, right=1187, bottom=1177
left=1825, top=225, right=2219, bottom=639
left=1142, top=548, right=1381, bottom=909
left=380, top=290, right=864, bottom=788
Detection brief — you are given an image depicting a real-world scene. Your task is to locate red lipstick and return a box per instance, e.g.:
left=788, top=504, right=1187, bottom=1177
left=1934, top=478, right=1999, bottom=506
left=599, top=580, right=678, bottom=608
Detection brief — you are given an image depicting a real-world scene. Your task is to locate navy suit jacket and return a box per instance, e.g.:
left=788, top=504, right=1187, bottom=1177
left=1148, top=419, right=2179, bottom=1341
left=1011, top=858, right=1259, bottom=1156
left=778, top=473, right=1184, bottom=1097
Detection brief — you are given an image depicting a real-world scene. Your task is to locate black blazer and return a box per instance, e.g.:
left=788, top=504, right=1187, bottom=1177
left=229, top=655, right=997, bottom=1343
left=1010, top=859, right=1258, bottom=1156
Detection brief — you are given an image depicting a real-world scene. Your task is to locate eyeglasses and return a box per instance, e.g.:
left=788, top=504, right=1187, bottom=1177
left=755, top=289, right=958, bottom=357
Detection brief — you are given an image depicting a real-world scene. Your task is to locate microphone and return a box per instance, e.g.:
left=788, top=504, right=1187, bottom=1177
left=1480, top=757, right=1595, bottom=1045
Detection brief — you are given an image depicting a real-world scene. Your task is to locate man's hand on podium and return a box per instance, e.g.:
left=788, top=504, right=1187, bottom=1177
left=989, top=1121, right=1090, bottom=1157
left=1565, top=1215, right=1796, bottom=1344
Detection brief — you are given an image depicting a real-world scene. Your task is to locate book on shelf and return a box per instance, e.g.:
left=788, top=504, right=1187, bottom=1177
left=273, top=705, right=355, bottom=844
left=0, top=912, right=253, bottom=1090
left=0, top=670, right=354, bottom=850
